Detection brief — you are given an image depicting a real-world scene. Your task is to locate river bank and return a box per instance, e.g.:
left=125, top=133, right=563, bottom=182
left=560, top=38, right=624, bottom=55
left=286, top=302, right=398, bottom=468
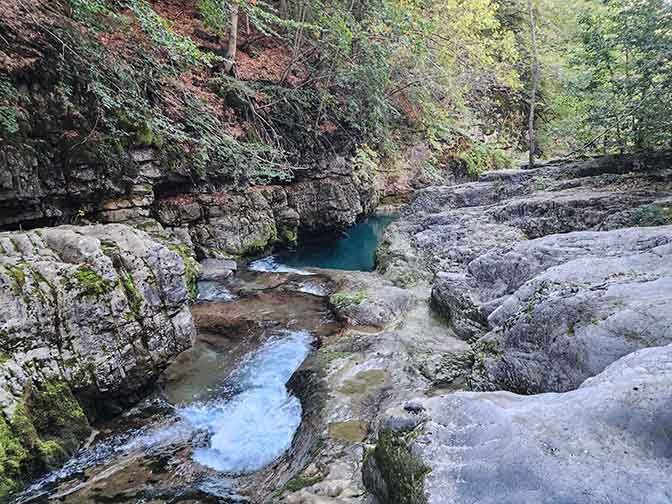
left=1, top=152, right=672, bottom=503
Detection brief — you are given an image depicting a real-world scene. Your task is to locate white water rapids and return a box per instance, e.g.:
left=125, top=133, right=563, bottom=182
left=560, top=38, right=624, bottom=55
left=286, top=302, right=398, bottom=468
left=179, top=329, right=312, bottom=474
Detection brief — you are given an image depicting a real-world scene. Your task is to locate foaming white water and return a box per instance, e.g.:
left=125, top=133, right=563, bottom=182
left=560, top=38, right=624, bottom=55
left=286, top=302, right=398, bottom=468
left=197, top=281, right=236, bottom=302
left=179, top=330, right=312, bottom=474
left=296, top=282, right=327, bottom=296
left=248, top=256, right=314, bottom=276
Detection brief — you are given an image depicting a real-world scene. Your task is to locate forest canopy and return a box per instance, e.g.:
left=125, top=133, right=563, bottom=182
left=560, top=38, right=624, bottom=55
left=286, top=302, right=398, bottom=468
left=1, top=0, right=670, bottom=184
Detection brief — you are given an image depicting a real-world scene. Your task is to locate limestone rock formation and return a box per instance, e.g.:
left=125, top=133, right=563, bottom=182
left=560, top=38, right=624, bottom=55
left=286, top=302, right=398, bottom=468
left=379, top=152, right=672, bottom=390
left=366, top=343, right=672, bottom=504
left=378, top=151, right=672, bottom=282
left=2, top=144, right=381, bottom=259
left=0, top=224, right=195, bottom=492
left=455, top=226, right=672, bottom=393
left=153, top=157, right=379, bottom=257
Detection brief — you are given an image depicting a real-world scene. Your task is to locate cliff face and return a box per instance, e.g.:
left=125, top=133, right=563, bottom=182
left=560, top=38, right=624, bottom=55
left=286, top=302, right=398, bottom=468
left=1, top=1, right=459, bottom=261
left=0, top=224, right=195, bottom=494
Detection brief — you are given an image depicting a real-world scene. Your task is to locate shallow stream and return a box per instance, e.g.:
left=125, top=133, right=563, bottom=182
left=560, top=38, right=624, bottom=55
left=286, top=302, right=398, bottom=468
left=13, top=215, right=395, bottom=503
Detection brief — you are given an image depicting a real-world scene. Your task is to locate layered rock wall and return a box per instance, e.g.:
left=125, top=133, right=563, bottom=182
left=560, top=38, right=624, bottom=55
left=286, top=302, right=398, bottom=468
left=2, top=145, right=380, bottom=258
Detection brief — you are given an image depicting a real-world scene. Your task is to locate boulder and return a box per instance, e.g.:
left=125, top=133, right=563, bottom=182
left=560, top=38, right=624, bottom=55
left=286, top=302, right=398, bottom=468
left=428, top=226, right=672, bottom=393
left=198, top=258, right=238, bottom=281
left=365, top=343, right=672, bottom=504
left=0, top=224, right=195, bottom=493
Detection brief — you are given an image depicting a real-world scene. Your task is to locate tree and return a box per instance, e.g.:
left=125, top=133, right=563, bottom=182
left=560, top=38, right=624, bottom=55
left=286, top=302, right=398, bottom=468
left=224, top=3, right=239, bottom=73
left=571, top=0, right=672, bottom=153
left=527, top=0, right=539, bottom=167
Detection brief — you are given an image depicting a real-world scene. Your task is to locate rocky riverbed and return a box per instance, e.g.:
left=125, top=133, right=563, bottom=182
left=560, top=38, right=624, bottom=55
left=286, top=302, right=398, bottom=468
left=1, top=152, right=671, bottom=503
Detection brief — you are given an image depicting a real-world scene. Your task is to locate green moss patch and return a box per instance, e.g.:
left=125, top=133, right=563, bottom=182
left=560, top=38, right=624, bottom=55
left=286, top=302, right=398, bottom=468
left=0, top=415, right=29, bottom=497
left=2, top=263, right=27, bottom=295
left=0, top=381, right=91, bottom=499
left=631, top=204, right=672, bottom=227
left=119, top=269, right=143, bottom=319
left=338, top=369, right=388, bottom=396
left=367, top=429, right=430, bottom=504
left=279, top=225, right=298, bottom=246
left=329, top=420, right=368, bottom=443
left=168, top=244, right=200, bottom=302
left=283, top=472, right=325, bottom=492
left=72, top=267, right=115, bottom=298
left=330, top=290, right=367, bottom=311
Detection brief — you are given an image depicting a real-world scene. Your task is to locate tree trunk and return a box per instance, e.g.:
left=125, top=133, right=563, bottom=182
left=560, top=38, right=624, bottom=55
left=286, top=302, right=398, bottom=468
left=280, top=0, right=289, bottom=19
left=224, top=4, right=239, bottom=74
left=527, top=0, right=539, bottom=169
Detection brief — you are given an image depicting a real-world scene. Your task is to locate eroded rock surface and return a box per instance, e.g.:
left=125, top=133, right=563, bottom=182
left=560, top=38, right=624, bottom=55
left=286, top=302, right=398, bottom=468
left=463, top=227, right=672, bottom=393
left=378, top=153, right=672, bottom=391
left=358, top=153, right=672, bottom=504
left=367, top=343, right=672, bottom=504
left=378, top=151, right=672, bottom=282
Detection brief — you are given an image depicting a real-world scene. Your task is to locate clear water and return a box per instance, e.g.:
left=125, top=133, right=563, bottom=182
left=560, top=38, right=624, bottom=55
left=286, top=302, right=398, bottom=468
left=197, top=280, right=237, bottom=302
left=179, top=330, right=312, bottom=474
left=275, top=214, right=397, bottom=272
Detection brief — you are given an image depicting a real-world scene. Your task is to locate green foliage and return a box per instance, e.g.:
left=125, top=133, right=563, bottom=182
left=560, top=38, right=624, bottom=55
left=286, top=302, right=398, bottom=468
left=127, top=0, right=219, bottom=67
left=0, top=381, right=90, bottom=499
left=70, top=0, right=115, bottom=23
left=564, top=0, right=672, bottom=153
left=456, top=139, right=513, bottom=178
left=631, top=204, right=672, bottom=227
left=0, top=77, right=20, bottom=137
left=197, top=0, right=317, bottom=40
left=0, top=415, right=29, bottom=498
left=52, top=1, right=293, bottom=185
left=197, top=0, right=230, bottom=35
left=354, top=144, right=380, bottom=175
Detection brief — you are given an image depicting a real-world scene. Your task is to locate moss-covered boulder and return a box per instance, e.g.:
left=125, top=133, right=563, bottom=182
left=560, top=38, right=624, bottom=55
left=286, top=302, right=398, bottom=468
left=0, top=224, right=196, bottom=497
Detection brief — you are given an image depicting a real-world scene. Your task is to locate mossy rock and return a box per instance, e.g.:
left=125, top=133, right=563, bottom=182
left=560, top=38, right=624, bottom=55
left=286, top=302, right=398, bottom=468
left=119, top=269, right=143, bottom=319
left=329, top=290, right=367, bottom=311
left=168, top=244, right=200, bottom=302
left=72, top=267, right=115, bottom=298
left=283, top=472, right=325, bottom=492
left=329, top=420, right=368, bottom=443
left=0, top=414, right=29, bottom=497
left=338, top=369, right=388, bottom=396
left=0, top=381, right=91, bottom=500
left=2, top=263, right=27, bottom=295
left=278, top=225, right=298, bottom=245
left=631, top=204, right=672, bottom=227
left=365, top=428, right=430, bottom=504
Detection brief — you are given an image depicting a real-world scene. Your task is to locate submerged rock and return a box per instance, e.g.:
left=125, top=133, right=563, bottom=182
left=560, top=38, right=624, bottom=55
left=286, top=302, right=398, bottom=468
left=0, top=224, right=195, bottom=494
left=366, top=343, right=672, bottom=504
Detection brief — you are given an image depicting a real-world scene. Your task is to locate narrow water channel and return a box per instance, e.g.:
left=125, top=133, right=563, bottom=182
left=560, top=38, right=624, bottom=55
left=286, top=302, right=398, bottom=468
left=178, top=330, right=312, bottom=474
left=12, top=214, right=395, bottom=503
